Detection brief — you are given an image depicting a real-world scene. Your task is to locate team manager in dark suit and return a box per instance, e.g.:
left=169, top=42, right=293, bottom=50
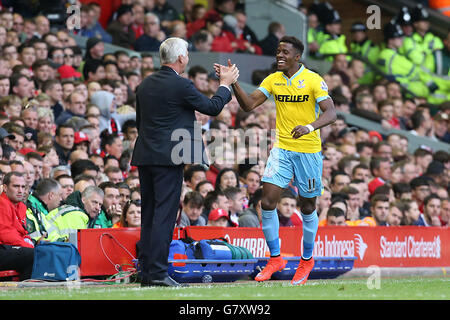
left=131, top=37, right=239, bottom=287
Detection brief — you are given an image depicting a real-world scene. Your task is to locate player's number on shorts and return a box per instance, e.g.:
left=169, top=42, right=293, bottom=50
left=307, top=178, right=316, bottom=192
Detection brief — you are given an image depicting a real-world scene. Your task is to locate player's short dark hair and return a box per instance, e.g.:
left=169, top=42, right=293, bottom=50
left=279, top=36, right=304, bottom=55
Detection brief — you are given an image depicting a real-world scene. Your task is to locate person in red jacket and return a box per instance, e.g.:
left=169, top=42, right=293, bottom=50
left=0, top=171, right=35, bottom=280
left=205, top=12, right=235, bottom=53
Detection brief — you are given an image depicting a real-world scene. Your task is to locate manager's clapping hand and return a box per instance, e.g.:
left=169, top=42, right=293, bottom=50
left=217, top=61, right=239, bottom=87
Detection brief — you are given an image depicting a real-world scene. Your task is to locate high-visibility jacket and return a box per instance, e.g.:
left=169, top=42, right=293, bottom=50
left=350, top=38, right=380, bottom=64
left=399, top=32, right=444, bottom=72
left=318, top=33, right=348, bottom=60
left=377, top=47, right=450, bottom=104
left=26, top=194, right=65, bottom=242
left=47, top=205, right=89, bottom=240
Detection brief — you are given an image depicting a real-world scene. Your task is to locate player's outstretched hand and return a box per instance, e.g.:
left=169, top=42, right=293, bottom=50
left=214, top=59, right=238, bottom=83
left=216, top=59, right=239, bottom=86
left=291, top=125, right=310, bottom=139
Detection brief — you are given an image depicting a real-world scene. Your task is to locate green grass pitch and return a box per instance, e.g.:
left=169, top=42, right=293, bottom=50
left=1, top=277, right=448, bottom=300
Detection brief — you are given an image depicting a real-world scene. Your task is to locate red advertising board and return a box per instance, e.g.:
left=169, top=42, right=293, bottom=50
left=185, top=226, right=450, bottom=268
left=77, top=228, right=140, bottom=277
left=77, top=226, right=449, bottom=276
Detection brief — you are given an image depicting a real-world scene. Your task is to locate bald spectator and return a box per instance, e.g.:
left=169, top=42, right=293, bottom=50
left=33, top=15, right=50, bottom=39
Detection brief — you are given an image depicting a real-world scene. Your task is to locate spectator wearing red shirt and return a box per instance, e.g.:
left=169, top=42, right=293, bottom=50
left=368, top=157, right=392, bottom=195
left=205, top=12, right=235, bottom=53
left=0, top=172, right=35, bottom=280
left=131, top=3, right=145, bottom=40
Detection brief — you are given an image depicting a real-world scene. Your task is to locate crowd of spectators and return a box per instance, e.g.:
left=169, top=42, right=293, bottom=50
left=0, top=0, right=449, bottom=273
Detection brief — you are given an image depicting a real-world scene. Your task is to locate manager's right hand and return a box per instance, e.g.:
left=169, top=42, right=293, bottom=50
left=217, top=61, right=239, bottom=87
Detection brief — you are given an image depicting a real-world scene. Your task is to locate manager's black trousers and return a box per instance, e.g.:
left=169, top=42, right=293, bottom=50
left=137, top=164, right=184, bottom=282
left=0, top=245, right=34, bottom=280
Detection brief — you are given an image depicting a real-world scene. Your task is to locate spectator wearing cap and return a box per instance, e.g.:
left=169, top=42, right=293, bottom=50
left=399, top=4, right=443, bottom=73
left=58, top=65, right=82, bottom=81
left=0, top=127, right=14, bottom=145
left=4, top=125, right=24, bottom=152
left=107, top=4, right=136, bottom=49
left=73, top=131, right=90, bottom=154
left=433, top=112, right=450, bottom=143
left=207, top=208, right=229, bottom=227
left=23, top=127, right=38, bottom=151
left=317, top=8, right=347, bottom=59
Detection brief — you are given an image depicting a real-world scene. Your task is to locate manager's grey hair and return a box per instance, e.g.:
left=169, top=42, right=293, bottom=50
left=159, top=37, right=188, bottom=65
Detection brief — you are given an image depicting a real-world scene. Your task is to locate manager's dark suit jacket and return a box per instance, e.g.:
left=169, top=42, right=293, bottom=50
left=131, top=65, right=232, bottom=167
left=131, top=65, right=231, bottom=283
